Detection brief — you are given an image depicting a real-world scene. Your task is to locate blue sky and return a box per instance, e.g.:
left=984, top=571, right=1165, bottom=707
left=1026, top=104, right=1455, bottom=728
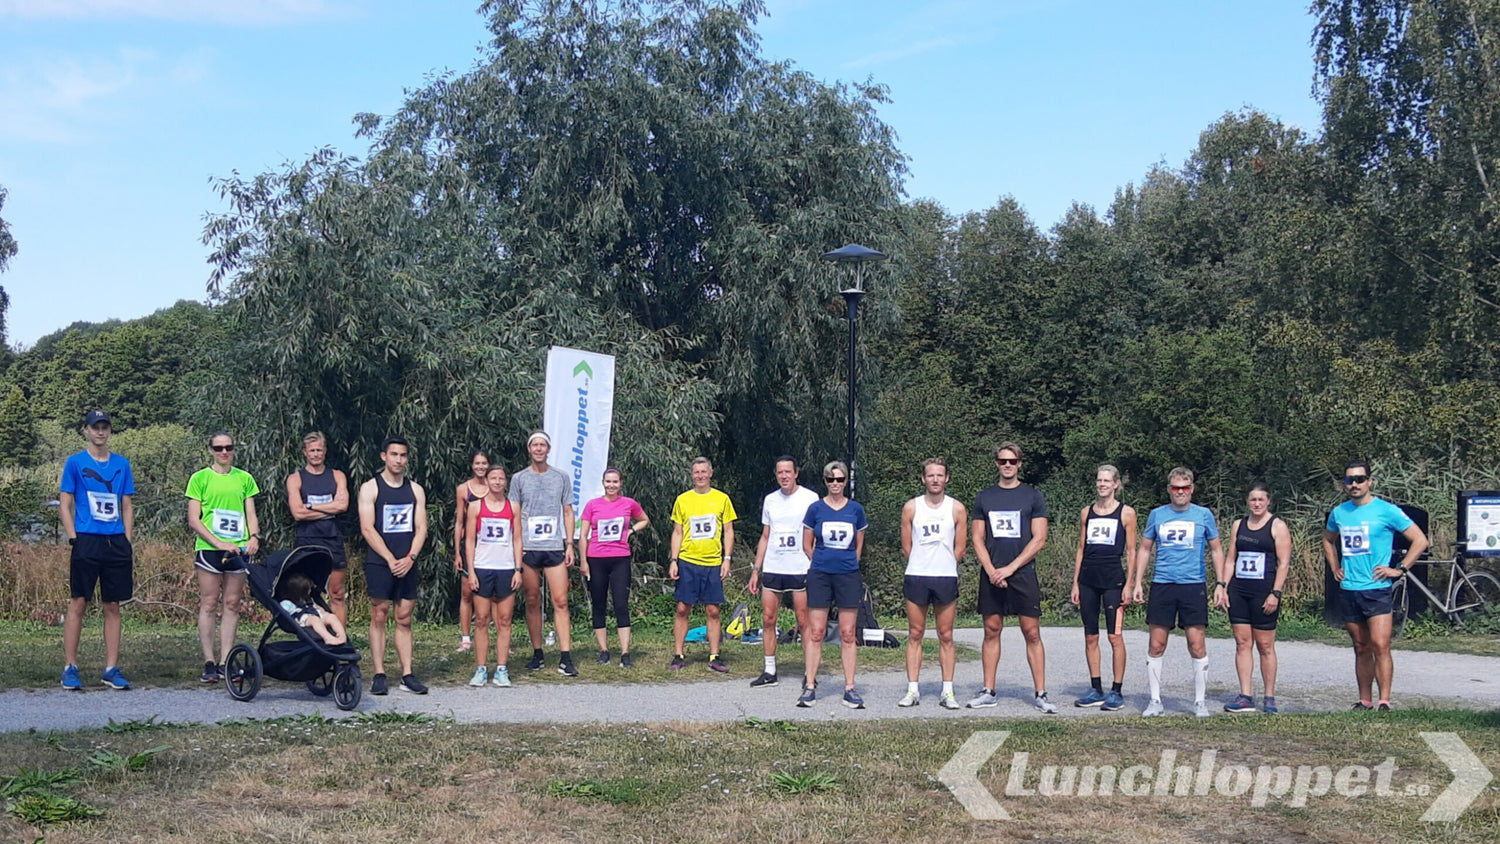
left=0, top=0, right=1324, bottom=347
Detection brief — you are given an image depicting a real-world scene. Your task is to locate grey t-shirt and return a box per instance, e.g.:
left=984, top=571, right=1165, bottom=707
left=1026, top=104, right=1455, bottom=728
left=509, top=466, right=571, bottom=551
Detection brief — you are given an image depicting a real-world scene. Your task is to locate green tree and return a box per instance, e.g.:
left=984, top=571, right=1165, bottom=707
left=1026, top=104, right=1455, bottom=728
left=0, top=184, right=17, bottom=365
left=202, top=0, right=906, bottom=616
left=0, top=384, right=37, bottom=466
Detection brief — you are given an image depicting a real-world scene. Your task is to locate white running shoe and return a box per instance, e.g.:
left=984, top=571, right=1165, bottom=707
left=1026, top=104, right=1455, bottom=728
left=898, top=689, right=921, bottom=708
left=1142, top=699, right=1166, bottom=718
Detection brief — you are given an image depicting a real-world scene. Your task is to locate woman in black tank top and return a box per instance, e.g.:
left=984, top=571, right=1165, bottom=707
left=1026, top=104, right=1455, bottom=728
left=453, top=451, right=490, bottom=652
left=1223, top=481, right=1292, bottom=713
left=1069, top=464, right=1137, bottom=709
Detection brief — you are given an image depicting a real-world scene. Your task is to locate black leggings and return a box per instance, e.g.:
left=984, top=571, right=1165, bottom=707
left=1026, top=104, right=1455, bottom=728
left=588, top=555, right=633, bottom=629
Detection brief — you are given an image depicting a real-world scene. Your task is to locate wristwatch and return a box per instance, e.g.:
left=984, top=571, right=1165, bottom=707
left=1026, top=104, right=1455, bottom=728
left=1270, top=589, right=1283, bottom=599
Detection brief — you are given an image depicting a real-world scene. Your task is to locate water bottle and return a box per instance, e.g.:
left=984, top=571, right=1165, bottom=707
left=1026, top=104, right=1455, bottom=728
left=545, top=627, right=556, bottom=647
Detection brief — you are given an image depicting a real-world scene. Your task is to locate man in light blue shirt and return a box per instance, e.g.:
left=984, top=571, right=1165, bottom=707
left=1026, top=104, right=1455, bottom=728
left=1132, top=466, right=1225, bottom=718
left=1321, top=459, right=1427, bottom=711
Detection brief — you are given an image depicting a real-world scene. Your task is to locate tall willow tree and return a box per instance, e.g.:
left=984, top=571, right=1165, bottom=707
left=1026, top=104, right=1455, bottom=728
left=202, top=0, right=907, bottom=609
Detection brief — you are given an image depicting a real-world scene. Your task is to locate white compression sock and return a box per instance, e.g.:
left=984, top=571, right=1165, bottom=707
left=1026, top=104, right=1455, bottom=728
left=1193, top=656, right=1209, bottom=703
left=1147, top=655, right=1163, bottom=701
left=765, top=655, right=776, bottom=674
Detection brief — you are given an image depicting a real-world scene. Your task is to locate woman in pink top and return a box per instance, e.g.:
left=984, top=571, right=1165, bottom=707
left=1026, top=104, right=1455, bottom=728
left=578, top=468, right=650, bottom=668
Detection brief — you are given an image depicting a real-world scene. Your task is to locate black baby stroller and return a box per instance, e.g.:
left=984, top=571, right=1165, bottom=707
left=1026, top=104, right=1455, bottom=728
left=223, top=545, right=362, bottom=710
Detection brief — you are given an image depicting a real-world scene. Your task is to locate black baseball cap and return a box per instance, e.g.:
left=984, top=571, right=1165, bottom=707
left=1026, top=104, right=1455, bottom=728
left=83, top=410, right=111, bottom=427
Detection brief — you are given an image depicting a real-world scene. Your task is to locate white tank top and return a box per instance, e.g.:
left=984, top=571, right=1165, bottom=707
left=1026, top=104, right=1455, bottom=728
left=905, top=495, right=958, bottom=577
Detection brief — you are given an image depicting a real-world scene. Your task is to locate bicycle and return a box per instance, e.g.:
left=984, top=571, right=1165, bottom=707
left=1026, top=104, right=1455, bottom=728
left=1389, top=546, right=1500, bottom=639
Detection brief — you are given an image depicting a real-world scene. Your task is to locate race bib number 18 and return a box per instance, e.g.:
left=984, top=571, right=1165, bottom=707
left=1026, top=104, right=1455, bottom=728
left=771, top=530, right=800, bottom=554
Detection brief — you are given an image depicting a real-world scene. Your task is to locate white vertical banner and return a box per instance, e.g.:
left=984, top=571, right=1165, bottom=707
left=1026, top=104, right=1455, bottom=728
left=543, top=346, right=616, bottom=514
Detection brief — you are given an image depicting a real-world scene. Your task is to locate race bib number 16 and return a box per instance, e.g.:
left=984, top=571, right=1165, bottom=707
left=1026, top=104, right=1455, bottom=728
left=689, top=514, right=718, bottom=540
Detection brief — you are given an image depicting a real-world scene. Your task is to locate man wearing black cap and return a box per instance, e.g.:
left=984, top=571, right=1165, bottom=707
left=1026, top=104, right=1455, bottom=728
left=58, top=410, right=136, bottom=690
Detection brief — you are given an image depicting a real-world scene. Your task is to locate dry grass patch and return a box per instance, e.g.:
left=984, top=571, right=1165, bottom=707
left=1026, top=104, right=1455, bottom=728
left=0, top=710, right=1495, bottom=842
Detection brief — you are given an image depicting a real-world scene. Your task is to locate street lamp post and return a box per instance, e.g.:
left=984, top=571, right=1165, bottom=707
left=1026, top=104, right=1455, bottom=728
left=820, top=243, right=888, bottom=500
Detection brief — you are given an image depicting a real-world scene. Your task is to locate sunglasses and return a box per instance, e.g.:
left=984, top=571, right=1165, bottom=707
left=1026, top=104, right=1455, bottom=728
left=997, top=458, right=1020, bottom=466
left=1343, top=475, right=1370, bottom=485
left=211, top=444, right=235, bottom=453
left=1169, top=484, right=1192, bottom=492
left=825, top=476, right=847, bottom=483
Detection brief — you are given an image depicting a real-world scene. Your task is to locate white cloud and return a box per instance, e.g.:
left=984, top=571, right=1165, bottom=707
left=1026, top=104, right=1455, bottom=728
left=0, top=0, right=345, bottom=25
left=0, top=47, right=182, bottom=143
left=844, top=37, right=956, bottom=70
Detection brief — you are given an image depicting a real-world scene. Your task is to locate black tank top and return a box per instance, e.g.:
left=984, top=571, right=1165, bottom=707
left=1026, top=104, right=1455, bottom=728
left=1079, top=503, right=1127, bottom=589
left=1230, top=516, right=1280, bottom=591
left=296, top=468, right=341, bottom=541
left=368, top=475, right=417, bottom=564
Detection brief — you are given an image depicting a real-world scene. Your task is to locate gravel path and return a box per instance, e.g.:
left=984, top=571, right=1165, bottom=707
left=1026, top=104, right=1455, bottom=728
left=3, top=626, right=1497, bottom=733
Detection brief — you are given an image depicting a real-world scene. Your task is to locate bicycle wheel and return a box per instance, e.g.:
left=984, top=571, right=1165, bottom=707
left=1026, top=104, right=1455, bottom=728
left=1389, top=578, right=1409, bottom=640
left=1455, top=570, right=1500, bottom=622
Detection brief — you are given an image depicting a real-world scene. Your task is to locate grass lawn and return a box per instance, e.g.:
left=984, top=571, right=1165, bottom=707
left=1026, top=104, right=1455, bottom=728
left=0, top=709, right=1495, bottom=842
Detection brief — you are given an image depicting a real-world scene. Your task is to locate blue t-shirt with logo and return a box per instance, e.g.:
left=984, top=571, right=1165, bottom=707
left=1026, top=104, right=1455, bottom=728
left=1143, top=503, right=1219, bottom=584
left=803, top=499, right=868, bottom=574
left=1326, top=498, right=1414, bottom=591
left=60, top=451, right=136, bottom=536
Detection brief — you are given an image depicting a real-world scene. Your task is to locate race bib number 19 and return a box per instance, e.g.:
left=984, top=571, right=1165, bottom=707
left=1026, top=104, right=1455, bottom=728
left=596, top=517, right=626, bottom=543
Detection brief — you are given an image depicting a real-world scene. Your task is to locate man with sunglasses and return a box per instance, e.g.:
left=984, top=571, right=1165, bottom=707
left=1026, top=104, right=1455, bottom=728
left=969, top=443, right=1055, bottom=712
left=1132, top=467, right=1225, bottom=718
left=1321, top=459, right=1427, bottom=711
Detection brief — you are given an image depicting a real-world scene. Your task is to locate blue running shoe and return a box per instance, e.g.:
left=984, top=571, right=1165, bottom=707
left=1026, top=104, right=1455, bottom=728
left=1075, top=688, right=1107, bottom=707
left=1102, top=690, right=1125, bottom=711
left=101, top=666, right=131, bottom=690
left=61, top=665, right=82, bottom=690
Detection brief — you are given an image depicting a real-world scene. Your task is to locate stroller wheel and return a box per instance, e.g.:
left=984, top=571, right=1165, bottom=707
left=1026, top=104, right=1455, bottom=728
left=333, top=663, right=362, bottom=711
left=306, top=665, right=336, bottom=697
left=224, top=644, right=262, bottom=702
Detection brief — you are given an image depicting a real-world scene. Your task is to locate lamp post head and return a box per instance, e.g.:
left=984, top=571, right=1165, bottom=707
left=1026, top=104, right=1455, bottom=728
left=820, top=243, right=888, bottom=294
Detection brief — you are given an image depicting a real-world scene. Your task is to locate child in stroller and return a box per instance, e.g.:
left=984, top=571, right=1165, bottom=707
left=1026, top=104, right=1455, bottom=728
left=279, top=573, right=347, bottom=645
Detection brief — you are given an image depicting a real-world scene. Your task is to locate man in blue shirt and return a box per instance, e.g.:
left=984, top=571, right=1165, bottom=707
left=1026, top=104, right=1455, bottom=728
left=1131, top=466, right=1225, bottom=717
left=58, top=410, right=136, bottom=690
left=1321, top=459, right=1427, bottom=711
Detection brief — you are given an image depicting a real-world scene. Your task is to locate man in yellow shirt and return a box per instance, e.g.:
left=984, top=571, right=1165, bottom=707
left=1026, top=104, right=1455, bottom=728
left=669, top=457, right=737, bottom=672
